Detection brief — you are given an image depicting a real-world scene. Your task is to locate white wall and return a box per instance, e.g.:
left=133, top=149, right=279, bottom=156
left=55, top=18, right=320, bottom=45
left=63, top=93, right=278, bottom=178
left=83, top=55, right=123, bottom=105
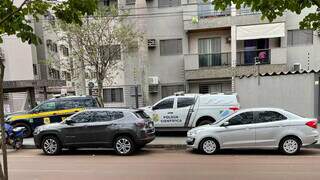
left=2, top=36, right=34, bottom=81
left=235, top=73, right=316, bottom=118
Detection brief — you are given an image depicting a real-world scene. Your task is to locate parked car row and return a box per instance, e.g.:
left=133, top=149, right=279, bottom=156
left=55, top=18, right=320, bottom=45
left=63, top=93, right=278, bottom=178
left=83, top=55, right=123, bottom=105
left=4, top=95, right=320, bottom=156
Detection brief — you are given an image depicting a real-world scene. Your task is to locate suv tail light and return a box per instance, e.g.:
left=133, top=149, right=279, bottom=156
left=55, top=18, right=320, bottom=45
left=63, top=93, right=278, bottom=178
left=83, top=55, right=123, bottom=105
left=135, top=119, right=146, bottom=129
left=305, top=120, right=318, bottom=129
left=229, top=107, right=240, bottom=112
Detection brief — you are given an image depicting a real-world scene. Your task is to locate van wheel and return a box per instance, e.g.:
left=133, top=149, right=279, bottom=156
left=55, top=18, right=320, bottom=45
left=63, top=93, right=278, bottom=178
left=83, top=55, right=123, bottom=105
left=41, top=136, right=62, bottom=155
left=114, top=136, right=135, bottom=155
left=279, top=137, right=301, bottom=155
left=13, top=123, right=32, bottom=138
left=197, top=120, right=213, bottom=127
left=199, top=138, right=219, bottom=155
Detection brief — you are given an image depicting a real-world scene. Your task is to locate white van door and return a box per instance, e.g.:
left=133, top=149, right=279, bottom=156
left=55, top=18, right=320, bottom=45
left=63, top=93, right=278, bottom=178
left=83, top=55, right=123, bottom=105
left=151, top=97, right=177, bottom=127
left=175, top=97, right=197, bottom=127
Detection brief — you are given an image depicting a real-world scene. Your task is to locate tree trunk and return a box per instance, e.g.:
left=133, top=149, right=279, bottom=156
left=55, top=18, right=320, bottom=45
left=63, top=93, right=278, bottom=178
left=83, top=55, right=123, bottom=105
left=97, top=79, right=104, bottom=108
left=0, top=61, right=8, bottom=180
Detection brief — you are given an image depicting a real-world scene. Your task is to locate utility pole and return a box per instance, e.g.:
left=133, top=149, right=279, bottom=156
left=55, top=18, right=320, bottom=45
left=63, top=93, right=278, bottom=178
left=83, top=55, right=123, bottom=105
left=136, top=0, right=149, bottom=106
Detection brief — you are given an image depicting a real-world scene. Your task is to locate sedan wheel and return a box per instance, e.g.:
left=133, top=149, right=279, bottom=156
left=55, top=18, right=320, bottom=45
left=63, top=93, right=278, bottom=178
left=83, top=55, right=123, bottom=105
left=280, top=137, right=301, bottom=155
left=42, top=136, right=61, bottom=155
left=114, top=136, right=135, bottom=155
left=200, top=138, right=219, bottom=155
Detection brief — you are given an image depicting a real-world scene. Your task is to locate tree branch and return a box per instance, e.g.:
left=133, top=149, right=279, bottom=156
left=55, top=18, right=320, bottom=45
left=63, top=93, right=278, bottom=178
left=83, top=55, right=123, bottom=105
left=0, top=0, right=30, bottom=25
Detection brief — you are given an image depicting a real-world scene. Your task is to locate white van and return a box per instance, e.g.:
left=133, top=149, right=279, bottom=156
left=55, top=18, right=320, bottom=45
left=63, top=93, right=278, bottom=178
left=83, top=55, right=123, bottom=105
left=142, top=93, right=240, bottom=130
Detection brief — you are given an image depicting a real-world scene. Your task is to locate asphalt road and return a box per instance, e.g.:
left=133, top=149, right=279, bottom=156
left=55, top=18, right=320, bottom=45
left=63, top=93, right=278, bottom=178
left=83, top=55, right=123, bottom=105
left=6, top=148, right=320, bottom=180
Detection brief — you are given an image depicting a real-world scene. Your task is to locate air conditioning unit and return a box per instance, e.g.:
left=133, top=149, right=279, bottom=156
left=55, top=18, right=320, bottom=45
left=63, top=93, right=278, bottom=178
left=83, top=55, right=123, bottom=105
left=148, top=76, right=159, bottom=85
left=149, top=85, right=158, bottom=94
left=293, top=63, right=301, bottom=71
left=147, top=39, right=156, bottom=48
left=226, top=36, right=231, bottom=44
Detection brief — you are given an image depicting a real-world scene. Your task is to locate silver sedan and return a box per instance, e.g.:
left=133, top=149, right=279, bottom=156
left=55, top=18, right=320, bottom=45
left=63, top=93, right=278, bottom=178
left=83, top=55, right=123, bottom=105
left=187, top=108, right=319, bottom=155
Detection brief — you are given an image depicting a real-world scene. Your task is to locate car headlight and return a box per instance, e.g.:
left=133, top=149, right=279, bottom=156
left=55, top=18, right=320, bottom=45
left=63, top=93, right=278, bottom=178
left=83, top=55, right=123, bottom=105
left=187, top=129, right=203, bottom=137
left=33, top=127, right=41, bottom=135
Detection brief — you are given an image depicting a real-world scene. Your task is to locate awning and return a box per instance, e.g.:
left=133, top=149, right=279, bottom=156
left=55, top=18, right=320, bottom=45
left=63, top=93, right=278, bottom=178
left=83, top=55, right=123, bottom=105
left=236, top=23, right=285, bottom=40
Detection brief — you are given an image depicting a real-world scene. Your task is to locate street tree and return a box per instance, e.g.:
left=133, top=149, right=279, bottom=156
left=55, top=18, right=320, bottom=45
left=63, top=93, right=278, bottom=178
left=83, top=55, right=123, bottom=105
left=204, top=0, right=320, bottom=30
left=0, top=0, right=98, bottom=179
left=50, top=6, right=141, bottom=103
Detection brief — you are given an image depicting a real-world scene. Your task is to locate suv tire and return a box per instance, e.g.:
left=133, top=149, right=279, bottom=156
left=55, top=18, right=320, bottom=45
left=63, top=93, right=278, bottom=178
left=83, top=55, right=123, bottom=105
left=279, top=136, right=301, bottom=155
left=199, top=138, right=219, bottom=155
left=41, top=136, right=62, bottom=155
left=114, top=136, right=135, bottom=155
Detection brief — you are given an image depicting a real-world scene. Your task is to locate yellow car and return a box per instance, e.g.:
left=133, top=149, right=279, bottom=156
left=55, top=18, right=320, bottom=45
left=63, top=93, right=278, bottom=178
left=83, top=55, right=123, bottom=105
left=6, top=96, right=102, bottom=137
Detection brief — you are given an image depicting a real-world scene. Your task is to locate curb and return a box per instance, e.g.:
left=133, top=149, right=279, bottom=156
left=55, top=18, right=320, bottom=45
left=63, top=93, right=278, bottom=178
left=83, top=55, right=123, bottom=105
left=20, top=144, right=188, bottom=150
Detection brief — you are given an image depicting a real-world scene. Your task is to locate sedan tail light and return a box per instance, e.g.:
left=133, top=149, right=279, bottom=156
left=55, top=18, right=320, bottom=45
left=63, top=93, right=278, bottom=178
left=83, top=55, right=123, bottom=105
left=229, top=106, right=240, bottom=112
left=305, top=120, right=318, bottom=129
left=135, top=119, right=146, bottom=129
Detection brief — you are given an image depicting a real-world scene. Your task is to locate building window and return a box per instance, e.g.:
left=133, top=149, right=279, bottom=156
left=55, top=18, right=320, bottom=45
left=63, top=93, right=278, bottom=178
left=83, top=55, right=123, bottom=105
left=50, top=43, right=58, bottom=53
left=99, top=45, right=121, bottom=60
left=158, top=0, right=181, bottom=8
left=101, top=0, right=110, bottom=6
left=161, top=85, right=185, bottom=98
left=199, top=83, right=231, bottom=94
left=198, top=37, right=223, bottom=67
left=103, top=88, right=124, bottom=103
left=33, top=64, right=38, bottom=75
left=160, top=39, right=182, bottom=56
left=60, top=45, right=69, bottom=56
left=287, top=29, right=313, bottom=47
left=126, top=0, right=135, bottom=5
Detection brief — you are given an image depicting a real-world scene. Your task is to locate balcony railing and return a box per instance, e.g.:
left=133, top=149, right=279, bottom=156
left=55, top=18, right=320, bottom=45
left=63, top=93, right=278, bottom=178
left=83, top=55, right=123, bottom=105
left=199, top=52, right=231, bottom=68
left=236, top=7, right=261, bottom=16
left=198, top=5, right=231, bottom=18
left=236, top=49, right=270, bottom=66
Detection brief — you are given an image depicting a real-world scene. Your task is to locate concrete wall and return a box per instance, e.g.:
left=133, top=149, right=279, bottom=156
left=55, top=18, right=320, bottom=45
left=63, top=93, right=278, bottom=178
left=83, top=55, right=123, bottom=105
left=235, top=73, right=318, bottom=118
left=285, top=7, right=320, bottom=71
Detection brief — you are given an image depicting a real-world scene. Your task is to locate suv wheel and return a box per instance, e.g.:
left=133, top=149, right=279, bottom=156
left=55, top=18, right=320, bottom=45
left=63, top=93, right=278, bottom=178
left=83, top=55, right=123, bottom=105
left=279, top=137, right=301, bottom=155
left=41, top=136, right=62, bottom=155
left=199, top=138, right=219, bottom=155
left=114, top=136, right=135, bottom=155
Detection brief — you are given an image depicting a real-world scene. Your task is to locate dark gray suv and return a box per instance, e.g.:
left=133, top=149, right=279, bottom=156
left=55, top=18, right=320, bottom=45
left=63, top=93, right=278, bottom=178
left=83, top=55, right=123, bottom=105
left=33, top=109, right=155, bottom=155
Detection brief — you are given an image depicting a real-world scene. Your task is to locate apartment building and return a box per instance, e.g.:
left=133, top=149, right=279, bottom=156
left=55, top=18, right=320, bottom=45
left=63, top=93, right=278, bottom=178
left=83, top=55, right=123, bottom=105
left=1, top=6, right=68, bottom=113
left=100, top=0, right=319, bottom=116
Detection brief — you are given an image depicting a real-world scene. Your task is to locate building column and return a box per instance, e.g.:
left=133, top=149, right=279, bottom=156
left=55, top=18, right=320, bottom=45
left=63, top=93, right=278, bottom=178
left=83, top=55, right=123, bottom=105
left=231, top=25, right=237, bottom=93
left=28, top=88, right=37, bottom=108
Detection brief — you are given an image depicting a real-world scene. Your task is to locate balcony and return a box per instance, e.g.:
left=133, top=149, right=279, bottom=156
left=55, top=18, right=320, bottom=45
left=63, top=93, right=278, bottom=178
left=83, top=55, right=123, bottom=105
left=184, top=48, right=288, bottom=80
left=183, top=5, right=285, bottom=31
left=185, top=52, right=231, bottom=70
left=237, top=49, right=270, bottom=66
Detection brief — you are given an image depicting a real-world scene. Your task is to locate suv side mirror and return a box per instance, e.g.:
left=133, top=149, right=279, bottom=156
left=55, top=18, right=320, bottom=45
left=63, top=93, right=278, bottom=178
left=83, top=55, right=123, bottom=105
left=221, top=121, right=229, bottom=127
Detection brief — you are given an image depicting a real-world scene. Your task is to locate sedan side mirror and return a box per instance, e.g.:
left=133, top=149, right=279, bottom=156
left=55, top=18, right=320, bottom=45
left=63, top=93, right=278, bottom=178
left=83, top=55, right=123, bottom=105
left=65, top=119, right=75, bottom=125
left=221, top=121, right=229, bottom=127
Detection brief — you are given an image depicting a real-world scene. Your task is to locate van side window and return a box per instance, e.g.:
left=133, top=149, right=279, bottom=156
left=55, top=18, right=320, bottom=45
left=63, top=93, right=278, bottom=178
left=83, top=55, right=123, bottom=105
left=177, top=97, right=195, bottom=108
left=153, top=98, right=174, bottom=110
left=228, top=112, right=253, bottom=126
left=256, top=111, right=287, bottom=123
left=38, top=102, right=56, bottom=112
